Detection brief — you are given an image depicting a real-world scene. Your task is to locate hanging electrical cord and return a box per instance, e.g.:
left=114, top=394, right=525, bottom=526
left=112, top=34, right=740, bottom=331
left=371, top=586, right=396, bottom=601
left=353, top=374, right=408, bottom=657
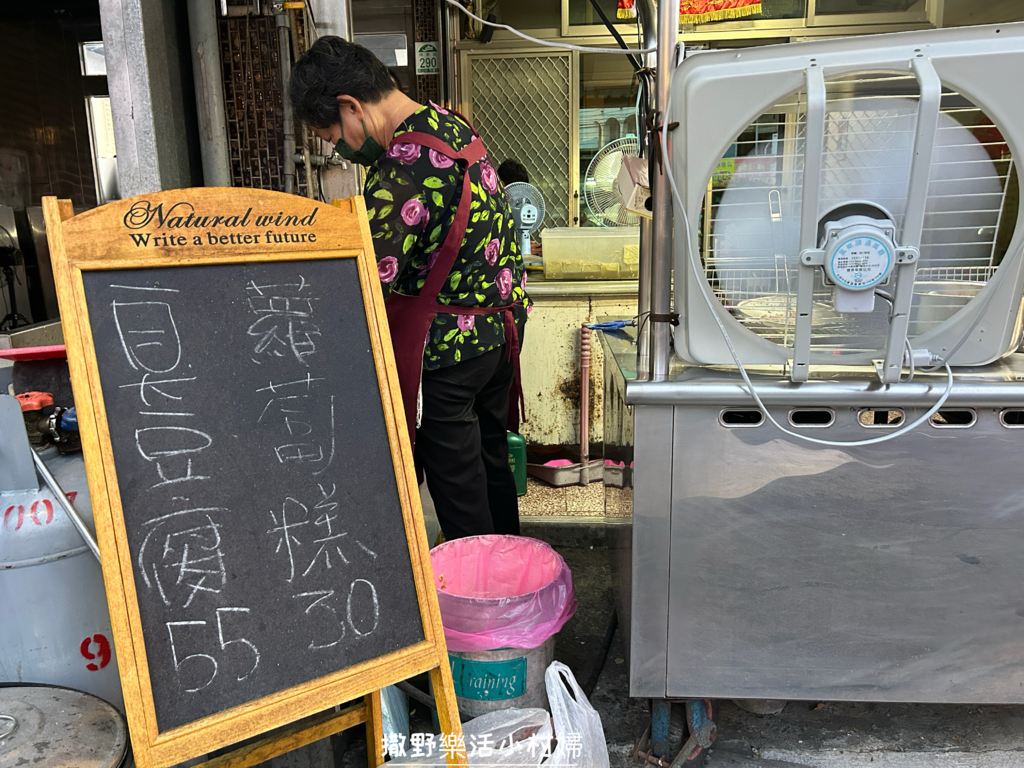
left=586, top=0, right=641, bottom=71
left=442, top=0, right=656, bottom=55
left=660, top=85, right=954, bottom=448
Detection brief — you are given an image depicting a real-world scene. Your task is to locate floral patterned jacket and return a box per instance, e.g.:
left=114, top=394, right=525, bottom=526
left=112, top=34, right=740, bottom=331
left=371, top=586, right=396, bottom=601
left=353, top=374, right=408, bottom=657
left=364, top=102, right=531, bottom=371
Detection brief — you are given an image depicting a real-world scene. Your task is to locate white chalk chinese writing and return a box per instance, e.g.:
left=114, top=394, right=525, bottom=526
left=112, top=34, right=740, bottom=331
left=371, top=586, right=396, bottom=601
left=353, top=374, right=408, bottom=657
left=245, top=273, right=381, bottom=651
left=110, top=282, right=259, bottom=694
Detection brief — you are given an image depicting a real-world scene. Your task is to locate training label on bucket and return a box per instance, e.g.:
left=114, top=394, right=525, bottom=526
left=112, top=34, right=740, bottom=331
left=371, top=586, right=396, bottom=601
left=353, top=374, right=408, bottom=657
left=450, top=655, right=527, bottom=701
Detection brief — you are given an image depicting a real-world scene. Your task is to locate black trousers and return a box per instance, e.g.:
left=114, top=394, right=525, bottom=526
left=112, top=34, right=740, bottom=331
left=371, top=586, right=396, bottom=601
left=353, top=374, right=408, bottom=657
left=416, top=345, right=520, bottom=540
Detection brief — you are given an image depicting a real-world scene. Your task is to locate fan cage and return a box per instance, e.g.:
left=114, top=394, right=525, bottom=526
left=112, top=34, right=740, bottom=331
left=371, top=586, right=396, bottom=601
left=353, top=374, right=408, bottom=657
left=505, top=182, right=548, bottom=236
left=584, top=137, right=641, bottom=227
left=700, top=71, right=1019, bottom=356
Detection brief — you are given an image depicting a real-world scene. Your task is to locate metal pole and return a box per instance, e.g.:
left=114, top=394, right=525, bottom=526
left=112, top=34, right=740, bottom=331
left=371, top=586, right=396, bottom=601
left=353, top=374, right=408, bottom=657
left=276, top=8, right=297, bottom=195
left=98, top=0, right=166, bottom=195
left=634, top=0, right=656, bottom=367
left=187, top=0, right=231, bottom=187
left=436, top=0, right=448, bottom=106
left=649, top=0, right=677, bottom=379
left=444, top=1, right=460, bottom=110
left=307, top=0, right=353, bottom=40
left=31, top=451, right=101, bottom=562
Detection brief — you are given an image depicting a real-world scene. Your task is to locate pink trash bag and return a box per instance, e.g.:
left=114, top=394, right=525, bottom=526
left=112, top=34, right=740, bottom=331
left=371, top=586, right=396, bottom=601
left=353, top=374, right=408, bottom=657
left=430, top=535, right=577, bottom=653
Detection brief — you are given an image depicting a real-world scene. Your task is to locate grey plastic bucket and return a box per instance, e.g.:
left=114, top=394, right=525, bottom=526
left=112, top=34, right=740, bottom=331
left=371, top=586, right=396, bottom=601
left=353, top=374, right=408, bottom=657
left=448, top=636, right=556, bottom=718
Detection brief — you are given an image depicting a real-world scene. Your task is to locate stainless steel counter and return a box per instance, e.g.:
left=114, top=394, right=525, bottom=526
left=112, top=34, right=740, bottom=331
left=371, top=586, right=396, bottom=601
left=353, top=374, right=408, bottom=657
left=603, top=329, right=1024, bottom=704
left=605, top=329, right=1024, bottom=406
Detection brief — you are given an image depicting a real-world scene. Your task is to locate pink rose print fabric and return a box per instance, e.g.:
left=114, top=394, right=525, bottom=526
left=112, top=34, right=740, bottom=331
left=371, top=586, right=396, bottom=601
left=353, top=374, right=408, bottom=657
left=387, top=142, right=421, bottom=164
left=480, top=161, right=498, bottom=194
left=363, top=103, right=531, bottom=370
left=401, top=198, right=427, bottom=227
left=378, top=256, right=399, bottom=283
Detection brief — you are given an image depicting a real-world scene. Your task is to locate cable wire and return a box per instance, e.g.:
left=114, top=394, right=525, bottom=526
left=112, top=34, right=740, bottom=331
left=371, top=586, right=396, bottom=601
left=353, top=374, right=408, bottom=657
left=661, top=85, right=955, bottom=447
left=0, top=224, right=17, bottom=249
left=586, top=0, right=641, bottom=71
left=442, top=0, right=656, bottom=55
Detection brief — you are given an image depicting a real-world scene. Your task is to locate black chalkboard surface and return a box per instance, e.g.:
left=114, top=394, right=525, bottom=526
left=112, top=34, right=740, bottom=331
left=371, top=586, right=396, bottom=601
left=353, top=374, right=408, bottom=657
left=82, top=259, right=424, bottom=732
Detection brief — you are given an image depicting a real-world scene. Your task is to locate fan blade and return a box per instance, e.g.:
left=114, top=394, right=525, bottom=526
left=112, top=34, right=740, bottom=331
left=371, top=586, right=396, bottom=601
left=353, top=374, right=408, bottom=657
left=709, top=87, right=1004, bottom=360
left=585, top=138, right=640, bottom=227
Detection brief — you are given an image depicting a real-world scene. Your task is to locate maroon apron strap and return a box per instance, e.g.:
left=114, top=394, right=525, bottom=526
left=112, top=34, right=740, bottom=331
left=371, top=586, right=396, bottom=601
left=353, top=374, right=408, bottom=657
left=503, top=308, right=526, bottom=431
left=412, top=141, right=486, bottom=300
left=383, top=130, right=490, bottom=454
left=398, top=131, right=487, bottom=166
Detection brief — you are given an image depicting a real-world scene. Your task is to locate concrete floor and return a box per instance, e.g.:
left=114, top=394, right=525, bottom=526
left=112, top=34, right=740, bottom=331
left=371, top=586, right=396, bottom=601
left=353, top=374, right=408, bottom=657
left=323, top=521, right=1024, bottom=768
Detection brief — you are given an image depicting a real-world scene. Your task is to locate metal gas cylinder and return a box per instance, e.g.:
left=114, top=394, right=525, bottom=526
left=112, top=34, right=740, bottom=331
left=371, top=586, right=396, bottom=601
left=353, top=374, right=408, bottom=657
left=0, top=395, right=123, bottom=711
left=0, top=686, right=128, bottom=768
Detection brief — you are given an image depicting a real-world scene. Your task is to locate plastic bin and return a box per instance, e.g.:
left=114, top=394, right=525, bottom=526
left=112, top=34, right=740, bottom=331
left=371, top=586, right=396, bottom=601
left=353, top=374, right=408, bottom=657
left=541, top=227, right=640, bottom=280
left=431, top=535, right=577, bottom=717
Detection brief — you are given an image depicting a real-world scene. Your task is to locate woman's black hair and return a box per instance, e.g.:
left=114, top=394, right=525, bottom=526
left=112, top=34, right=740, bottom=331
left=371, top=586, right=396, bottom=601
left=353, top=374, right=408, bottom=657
left=290, top=36, right=397, bottom=128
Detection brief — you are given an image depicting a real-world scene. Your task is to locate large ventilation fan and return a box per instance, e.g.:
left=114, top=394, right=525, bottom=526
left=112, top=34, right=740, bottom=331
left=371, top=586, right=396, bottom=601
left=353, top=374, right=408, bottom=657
left=671, top=24, right=1024, bottom=383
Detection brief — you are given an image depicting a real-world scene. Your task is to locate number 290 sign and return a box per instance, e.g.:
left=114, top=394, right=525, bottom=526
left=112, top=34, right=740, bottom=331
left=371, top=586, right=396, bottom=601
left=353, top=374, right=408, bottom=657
left=416, top=41, right=440, bottom=75
left=43, top=188, right=465, bottom=768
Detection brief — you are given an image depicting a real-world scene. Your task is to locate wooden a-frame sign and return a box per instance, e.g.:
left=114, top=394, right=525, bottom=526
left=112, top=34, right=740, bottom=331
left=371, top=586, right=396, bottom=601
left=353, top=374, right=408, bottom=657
left=43, top=188, right=468, bottom=768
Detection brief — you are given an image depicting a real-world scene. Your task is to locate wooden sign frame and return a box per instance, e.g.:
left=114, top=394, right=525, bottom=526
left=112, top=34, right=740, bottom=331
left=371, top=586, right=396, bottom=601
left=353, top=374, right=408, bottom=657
left=43, top=189, right=467, bottom=768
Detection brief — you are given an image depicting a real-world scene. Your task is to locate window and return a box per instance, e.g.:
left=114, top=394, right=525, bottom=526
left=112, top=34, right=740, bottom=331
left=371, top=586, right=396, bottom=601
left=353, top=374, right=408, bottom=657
left=579, top=53, right=639, bottom=227
left=566, top=0, right=635, bottom=27
left=87, top=96, right=119, bottom=203
left=498, top=0, right=561, bottom=30
left=563, top=0, right=935, bottom=35
left=79, top=41, right=106, bottom=76
left=80, top=41, right=118, bottom=203
left=754, top=0, right=806, bottom=18
left=816, top=0, right=917, bottom=13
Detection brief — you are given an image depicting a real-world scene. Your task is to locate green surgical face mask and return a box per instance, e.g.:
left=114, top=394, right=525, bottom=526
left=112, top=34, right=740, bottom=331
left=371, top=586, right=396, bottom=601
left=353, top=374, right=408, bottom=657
left=334, top=120, right=385, bottom=166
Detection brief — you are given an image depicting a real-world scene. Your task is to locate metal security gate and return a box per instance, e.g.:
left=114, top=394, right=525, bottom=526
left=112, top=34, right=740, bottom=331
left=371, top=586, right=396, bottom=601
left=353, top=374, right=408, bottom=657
left=219, top=12, right=285, bottom=191
left=217, top=2, right=312, bottom=195
left=463, top=51, right=577, bottom=227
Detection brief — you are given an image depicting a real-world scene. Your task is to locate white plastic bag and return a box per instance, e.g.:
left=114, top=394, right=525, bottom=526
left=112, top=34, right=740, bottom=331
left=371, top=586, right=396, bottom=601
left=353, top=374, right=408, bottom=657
left=544, top=661, right=609, bottom=768
left=388, top=707, right=553, bottom=766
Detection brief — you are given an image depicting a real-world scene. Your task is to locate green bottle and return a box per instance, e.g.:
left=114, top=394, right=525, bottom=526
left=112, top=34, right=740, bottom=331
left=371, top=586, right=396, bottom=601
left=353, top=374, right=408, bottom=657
left=507, top=431, right=527, bottom=497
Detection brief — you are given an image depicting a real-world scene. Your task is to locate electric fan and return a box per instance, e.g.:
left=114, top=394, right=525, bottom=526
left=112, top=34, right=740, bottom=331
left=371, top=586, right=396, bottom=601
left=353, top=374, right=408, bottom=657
left=505, top=181, right=546, bottom=257
left=585, top=137, right=640, bottom=227
left=669, top=24, right=1024, bottom=384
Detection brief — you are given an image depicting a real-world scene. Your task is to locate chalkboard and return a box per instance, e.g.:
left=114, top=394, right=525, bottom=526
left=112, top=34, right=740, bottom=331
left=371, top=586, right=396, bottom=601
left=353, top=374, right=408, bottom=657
left=44, top=190, right=467, bottom=768
left=82, top=259, right=423, bottom=731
